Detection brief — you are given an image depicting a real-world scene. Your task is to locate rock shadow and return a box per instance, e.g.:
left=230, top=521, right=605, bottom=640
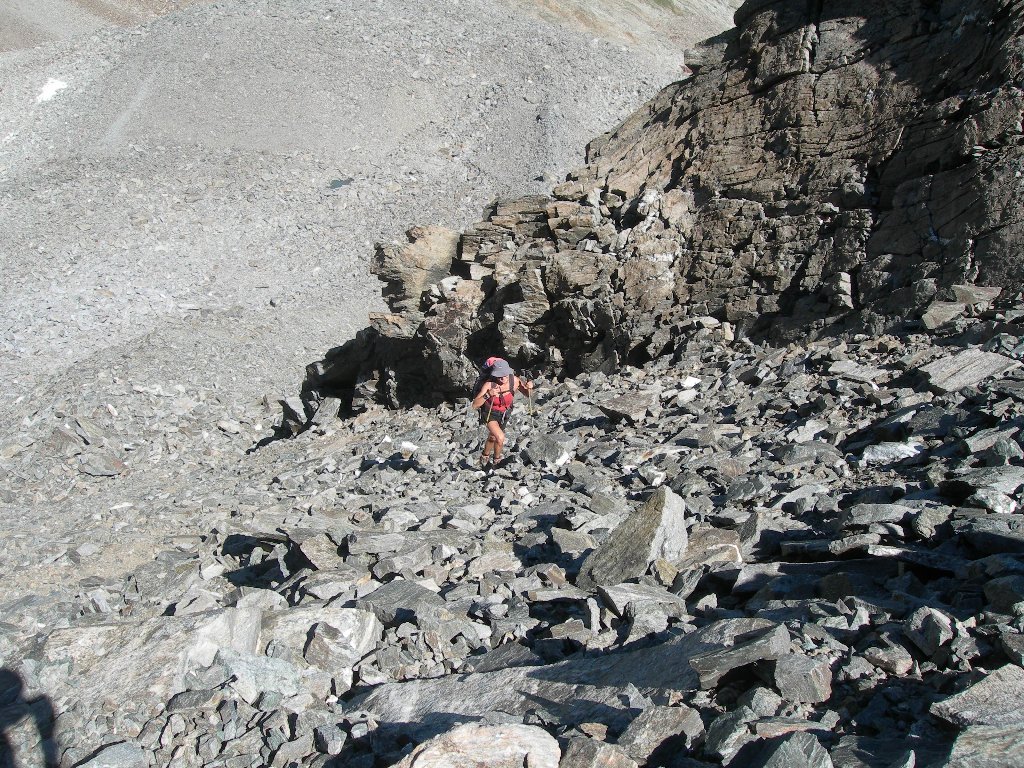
left=0, top=668, right=58, bottom=768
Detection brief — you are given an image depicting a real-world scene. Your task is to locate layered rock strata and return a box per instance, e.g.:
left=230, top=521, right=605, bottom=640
left=302, top=0, right=1024, bottom=412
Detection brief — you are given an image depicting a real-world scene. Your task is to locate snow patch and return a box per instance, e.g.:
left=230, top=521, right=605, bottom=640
left=36, top=78, right=68, bottom=103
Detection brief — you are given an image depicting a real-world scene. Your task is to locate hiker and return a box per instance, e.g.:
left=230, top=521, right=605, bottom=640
left=472, top=357, right=533, bottom=468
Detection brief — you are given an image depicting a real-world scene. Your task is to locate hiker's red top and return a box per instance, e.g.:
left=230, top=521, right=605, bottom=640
left=487, top=377, right=514, bottom=412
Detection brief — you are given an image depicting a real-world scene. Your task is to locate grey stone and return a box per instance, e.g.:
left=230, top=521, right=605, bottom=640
left=78, top=741, right=149, bottom=768
left=936, top=725, right=1024, bottom=768
left=772, top=654, right=832, bottom=704
left=904, top=607, right=954, bottom=657
left=704, top=705, right=756, bottom=762
left=551, top=527, right=597, bottom=556
left=597, top=582, right=688, bottom=618
left=216, top=649, right=303, bottom=704
left=737, top=686, right=783, bottom=717
left=983, top=576, right=1024, bottom=613
left=356, top=579, right=447, bottom=626
left=355, top=619, right=777, bottom=735
left=576, top=487, right=687, bottom=589
left=953, top=285, right=1002, bottom=306
left=746, top=732, right=834, bottom=768
left=689, top=623, right=791, bottom=689
left=945, top=465, right=1024, bottom=497
left=773, top=442, right=843, bottom=467
left=839, top=504, right=914, bottom=529
left=617, top=704, right=704, bottom=762
left=860, top=636, right=914, bottom=676
left=390, top=723, right=560, bottom=768
left=296, top=533, right=341, bottom=569
left=930, top=665, right=1024, bottom=727
left=560, top=738, right=638, bottom=768
left=919, top=350, right=1020, bottom=393
left=596, top=392, right=658, bottom=425
left=522, top=434, right=573, bottom=467
left=860, top=442, right=926, bottom=465
left=303, top=611, right=382, bottom=670
left=676, top=527, right=742, bottom=570
left=921, top=301, right=966, bottom=330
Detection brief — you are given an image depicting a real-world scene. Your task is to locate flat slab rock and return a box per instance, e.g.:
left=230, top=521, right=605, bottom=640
left=354, top=618, right=783, bottom=735
left=930, top=664, right=1024, bottom=727
left=937, top=724, right=1024, bottom=767
left=918, top=349, right=1019, bottom=393
left=391, top=723, right=559, bottom=768
left=576, top=486, right=687, bottom=589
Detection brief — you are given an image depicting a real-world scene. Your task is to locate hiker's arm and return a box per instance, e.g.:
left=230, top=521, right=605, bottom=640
left=472, top=384, right=493, bottom=408
left=517, top=377, right=534, bottom=395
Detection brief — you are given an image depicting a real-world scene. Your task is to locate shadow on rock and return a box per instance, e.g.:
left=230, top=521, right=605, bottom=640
left=0, top=668, right=58, bottom=768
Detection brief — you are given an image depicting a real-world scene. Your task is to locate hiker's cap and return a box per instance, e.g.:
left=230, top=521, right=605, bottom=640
left=489, top=358, right=513, bottom=377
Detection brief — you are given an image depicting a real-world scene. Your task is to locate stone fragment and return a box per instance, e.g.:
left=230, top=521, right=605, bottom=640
left=304, top=611, right=382, bottom=670
left=983, top=575, right=1024, bottom=612
left=930, top=665, right=1024, bottom=727
left=838, top=504, right=913, bottom=529
left=937, top=725, right=1024, bottom=767
left=617, top=704, right=704, bottom=762
left=576, top=487, right=687, bottom=589
left=704, top=705, right=756, bottom=761
left=772, top=654, right=832, bottom=704
left=862, top=640, right=914, bottom=676
left=372, top=225, right=459, bottom=312
left=745, top=731, right=834, bottom=768
left=904, top=607, right=954, bottom=657
left=738, top=686, right=783, bottom=717
left=296, top=533, right=340, bottom=569
left=216, top=649, right=303, bottom=704
left=78, top=742, right=148, bottom=768
left=356, top=619, right=774, bottom=735
left=676, top=527, right=741, bottom=570
left=952, top=285, right=1002, bottom=306
left=944, top=465, right=1024, bottom=497
left=552, top=527, right=597, bottom=556
left=919, top=350, right=1019, bottom=393
left=596, top=582, right=687, bottom=618
left=596, top=391, right=657, bottom=425
left=523, top=434, right=573, bottom=467
left=921, top=301, right=966, bottom=329
left=1000, top=633, right=1024, bottom=665
left=689, top=623, right=790, bottom=689
left=391, top=723, right=560, bottom=768
left=560, top=737, right=638, bottom=768
left=860, top=442, right=925, bottom=465
left=356, top=579, right=447, bottom=626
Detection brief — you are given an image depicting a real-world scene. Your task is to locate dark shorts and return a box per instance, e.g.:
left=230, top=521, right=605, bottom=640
left=480, top=408, right=510, bottom=426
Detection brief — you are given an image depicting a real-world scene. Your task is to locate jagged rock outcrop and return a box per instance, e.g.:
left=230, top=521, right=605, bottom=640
left=302, top=0, right=1024, bottom=413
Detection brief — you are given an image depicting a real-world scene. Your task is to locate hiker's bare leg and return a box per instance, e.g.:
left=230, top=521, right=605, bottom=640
left=485, top=420, right=505, bottom=462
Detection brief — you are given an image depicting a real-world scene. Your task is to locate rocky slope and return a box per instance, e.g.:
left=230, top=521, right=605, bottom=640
left=4, top=1, right=1024, bottom=767
left=6, top=299, right=1024, bottom=767
left=0, top=0, right=726, bottom=597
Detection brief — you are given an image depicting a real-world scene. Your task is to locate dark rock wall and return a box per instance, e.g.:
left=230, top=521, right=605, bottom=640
left=305, top=0, right=1024, bottom=410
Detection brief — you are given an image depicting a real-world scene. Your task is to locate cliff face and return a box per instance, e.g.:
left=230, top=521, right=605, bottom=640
left=306, top=0, right=1024, bottom=410
left=584, top=0, right=1024, bottom=338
